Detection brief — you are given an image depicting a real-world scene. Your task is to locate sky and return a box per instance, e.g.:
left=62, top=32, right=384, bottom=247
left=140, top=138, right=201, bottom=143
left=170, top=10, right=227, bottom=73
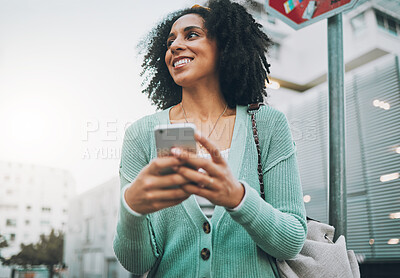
left=0, top=0, right=193, bottom=193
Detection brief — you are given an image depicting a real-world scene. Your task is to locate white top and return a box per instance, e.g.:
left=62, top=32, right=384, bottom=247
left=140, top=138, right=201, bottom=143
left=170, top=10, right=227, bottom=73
left=196, top=148, right=229, bottom=218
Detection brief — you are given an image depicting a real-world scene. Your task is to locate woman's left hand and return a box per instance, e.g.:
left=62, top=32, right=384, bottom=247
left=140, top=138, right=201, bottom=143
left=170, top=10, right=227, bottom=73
left=171, top=132, right=245, bottom=209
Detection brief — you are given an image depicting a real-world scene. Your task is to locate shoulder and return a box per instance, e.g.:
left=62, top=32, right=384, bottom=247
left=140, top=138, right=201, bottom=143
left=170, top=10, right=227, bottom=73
left=259, top=105, right=292, bottom=143
left=252, top=105, right=290, bottom=136
left=257, top=105, right=287, bottom=125
left=120, top=109, right=169, bottom=178
left=253, top=105, right=296, bottom=170
left=124, top=109, right=169, bottom=140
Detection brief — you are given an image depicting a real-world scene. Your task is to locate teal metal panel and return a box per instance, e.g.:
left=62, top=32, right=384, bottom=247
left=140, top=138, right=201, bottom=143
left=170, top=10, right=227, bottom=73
left=286, top=55, right=400, bottom=261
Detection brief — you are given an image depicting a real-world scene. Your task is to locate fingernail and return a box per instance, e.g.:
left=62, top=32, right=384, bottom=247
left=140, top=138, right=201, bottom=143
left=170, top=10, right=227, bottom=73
left=194, top=131, right=201, bottom=138
left=171, top=148, right=181, bottom=156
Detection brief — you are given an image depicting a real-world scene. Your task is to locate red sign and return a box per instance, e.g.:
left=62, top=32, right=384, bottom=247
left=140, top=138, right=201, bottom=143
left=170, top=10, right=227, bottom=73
left=266, top=0, right=359, bottom=29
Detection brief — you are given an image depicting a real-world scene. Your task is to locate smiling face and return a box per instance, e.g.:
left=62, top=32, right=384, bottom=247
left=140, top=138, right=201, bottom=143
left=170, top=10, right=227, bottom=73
left=165, top=14, right=219, bottom=88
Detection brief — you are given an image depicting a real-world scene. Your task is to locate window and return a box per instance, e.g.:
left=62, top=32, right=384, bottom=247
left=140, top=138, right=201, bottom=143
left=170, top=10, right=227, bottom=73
left=375, top=10, right=399, bottom=36
left=25, top=220, right=30, bottom=225
left=85, top=218, right=95, bottom=243
left=376, top=13, right=384, bottom=27
left=40, top=220, right=50, bottom=226
left=0, top=204, right=18, bottom=210
left=26, top=205, right=32, bottom=211
left=10, top=234, right=16, bottom=241
left=388, top=18, right=397, bottom=35
left=41, top=207, right=51, bottom=213
left=6, top=219, right=16, bottom=227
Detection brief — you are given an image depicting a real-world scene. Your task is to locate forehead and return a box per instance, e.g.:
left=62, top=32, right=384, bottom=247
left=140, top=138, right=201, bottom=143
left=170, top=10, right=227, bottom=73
left=170, top=13, right=205, bottom=32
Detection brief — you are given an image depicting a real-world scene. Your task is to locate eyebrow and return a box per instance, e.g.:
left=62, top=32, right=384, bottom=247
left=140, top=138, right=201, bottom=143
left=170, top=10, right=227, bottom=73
left=167, top=26, right=205, bottom=39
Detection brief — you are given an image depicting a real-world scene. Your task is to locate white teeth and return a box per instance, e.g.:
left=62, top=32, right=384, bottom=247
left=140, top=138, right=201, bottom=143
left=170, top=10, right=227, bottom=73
left=174, top=58, right=192, bottom=67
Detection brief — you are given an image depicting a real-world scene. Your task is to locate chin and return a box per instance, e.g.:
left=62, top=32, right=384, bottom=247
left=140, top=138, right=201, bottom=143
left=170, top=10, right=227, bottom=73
left=171, top=75, right=193, bottom=87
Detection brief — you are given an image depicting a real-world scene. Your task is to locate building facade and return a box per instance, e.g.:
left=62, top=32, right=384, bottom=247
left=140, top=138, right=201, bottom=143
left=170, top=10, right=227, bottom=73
left=255, top=0, right=400, bottom=276
left=64, top=177, right=130, bottom=278
left=0, top=161, right=75, bottom=275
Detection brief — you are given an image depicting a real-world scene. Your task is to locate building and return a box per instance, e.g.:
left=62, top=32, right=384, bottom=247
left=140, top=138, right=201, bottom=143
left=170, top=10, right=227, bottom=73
left=0, top=161, right=75, bottom=275
left=250, top=0, right=400, bottom=92
left=248, top=0, right=400, bottom=276
left=64, top=177, right=131, bottom=278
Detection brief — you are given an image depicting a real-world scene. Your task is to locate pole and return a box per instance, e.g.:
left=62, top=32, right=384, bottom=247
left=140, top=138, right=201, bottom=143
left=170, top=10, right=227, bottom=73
left=327, top=13, right=346, bottom=240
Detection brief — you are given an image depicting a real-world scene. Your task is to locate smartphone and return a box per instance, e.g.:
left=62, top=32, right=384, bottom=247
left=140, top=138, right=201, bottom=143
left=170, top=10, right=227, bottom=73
left=154, top=123, right=197, bottom=175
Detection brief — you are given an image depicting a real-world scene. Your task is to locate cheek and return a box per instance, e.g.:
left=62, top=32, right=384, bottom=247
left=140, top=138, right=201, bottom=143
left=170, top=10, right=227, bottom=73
left=164, top=52, right=174, bottom=76
left=208, top=51, right=219, bottom=70
left=206, top=43, right=219, bottom=68
left=165, top=50, right=174, bottom=69
left=164, top=52, right=169, bottom=67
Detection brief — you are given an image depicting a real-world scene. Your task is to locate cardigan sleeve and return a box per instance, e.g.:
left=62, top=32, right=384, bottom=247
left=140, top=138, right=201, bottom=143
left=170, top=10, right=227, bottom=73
left=228, top=109, right=307, bottom=260
left=113, top=118, right=159, bottom=275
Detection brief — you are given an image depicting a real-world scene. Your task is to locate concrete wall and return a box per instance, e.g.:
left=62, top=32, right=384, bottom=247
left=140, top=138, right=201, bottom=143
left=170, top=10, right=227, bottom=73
left=64, top=177, right=130, bottom=278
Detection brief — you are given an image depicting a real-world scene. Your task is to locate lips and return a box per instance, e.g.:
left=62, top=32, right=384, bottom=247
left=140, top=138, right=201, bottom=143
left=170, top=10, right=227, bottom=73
left=173, top=57, right=193, bottom=68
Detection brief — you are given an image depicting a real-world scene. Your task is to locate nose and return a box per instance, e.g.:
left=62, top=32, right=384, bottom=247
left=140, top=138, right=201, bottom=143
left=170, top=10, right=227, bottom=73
left=170, top=37, right=186, bottom=54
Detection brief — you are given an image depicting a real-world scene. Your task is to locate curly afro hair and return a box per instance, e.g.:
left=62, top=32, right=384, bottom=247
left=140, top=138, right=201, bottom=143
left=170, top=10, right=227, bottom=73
left=139, top=0, right=272, bottom=110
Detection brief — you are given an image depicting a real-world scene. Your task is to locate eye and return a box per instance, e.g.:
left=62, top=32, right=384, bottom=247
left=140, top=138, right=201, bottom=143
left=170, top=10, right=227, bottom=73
left=166, top=31, right=200, bottom=49
left=187, top=32, right=199, bottom=39
left=166, top=39, right=174, bottom=48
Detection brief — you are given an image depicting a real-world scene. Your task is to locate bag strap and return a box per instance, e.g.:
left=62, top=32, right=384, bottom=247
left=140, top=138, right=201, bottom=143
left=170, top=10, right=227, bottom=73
left=247, top=102, right=266, bottom=200
left=248, top=104, right=315, bottom=224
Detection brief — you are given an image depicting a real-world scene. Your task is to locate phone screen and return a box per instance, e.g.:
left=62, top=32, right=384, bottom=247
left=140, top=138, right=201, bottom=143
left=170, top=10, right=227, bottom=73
left=154, top=123, right=197, bottom=175
left=154, top=123, right=197, bottom=157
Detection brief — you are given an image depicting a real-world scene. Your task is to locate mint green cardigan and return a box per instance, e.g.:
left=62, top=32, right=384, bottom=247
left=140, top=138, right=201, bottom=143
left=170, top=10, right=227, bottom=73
left=113, top=105, right=307, bottom=277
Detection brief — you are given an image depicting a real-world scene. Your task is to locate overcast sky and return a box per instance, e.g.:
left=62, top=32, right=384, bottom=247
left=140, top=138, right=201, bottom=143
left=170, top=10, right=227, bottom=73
left=0, top=0, right=193, bottom=193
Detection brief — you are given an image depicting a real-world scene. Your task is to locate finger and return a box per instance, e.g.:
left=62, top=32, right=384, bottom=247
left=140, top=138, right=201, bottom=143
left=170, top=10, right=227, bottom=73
left=149, top=196, right=191, bottom=213
left=194, top=132, right=226, bottom=165
left=152, top=173, right=190, bottom=189
left=170, top=147, right=197, bottom=160
left=145, top=188, right=190, bottom=202
left=176, top=166, right=218, bottom=191
left=181, top=183, right=215, bottom=200
left=147, top=156, right=183, bottom=175
left=171, top=148, right=221, bottom=177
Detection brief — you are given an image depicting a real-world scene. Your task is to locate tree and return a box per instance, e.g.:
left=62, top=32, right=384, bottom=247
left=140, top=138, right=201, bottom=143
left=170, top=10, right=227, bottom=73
left=3, top=229, right=64, bottom=278
left=0, top=233, right=9, bottom=263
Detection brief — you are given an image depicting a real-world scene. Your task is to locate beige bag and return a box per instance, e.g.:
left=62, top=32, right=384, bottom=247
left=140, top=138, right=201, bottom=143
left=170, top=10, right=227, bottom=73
left=276, top=219, right=360, bottom=278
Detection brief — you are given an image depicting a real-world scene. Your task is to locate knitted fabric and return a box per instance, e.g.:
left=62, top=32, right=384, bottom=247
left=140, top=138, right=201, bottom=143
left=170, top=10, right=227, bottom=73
left=113, top=105, right=307, bottom=277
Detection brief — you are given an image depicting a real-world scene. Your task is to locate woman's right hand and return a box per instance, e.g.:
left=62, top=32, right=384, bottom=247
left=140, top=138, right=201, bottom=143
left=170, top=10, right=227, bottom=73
left=124, top=156, right=192, bottom=214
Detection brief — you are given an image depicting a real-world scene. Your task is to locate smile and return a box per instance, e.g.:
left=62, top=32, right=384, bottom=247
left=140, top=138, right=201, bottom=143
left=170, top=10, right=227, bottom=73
left=173, top=58, right=193, bottom=68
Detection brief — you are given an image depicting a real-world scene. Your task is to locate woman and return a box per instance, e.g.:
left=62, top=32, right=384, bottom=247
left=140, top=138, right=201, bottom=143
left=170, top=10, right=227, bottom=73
left=114, top=0, right=307, bottom=277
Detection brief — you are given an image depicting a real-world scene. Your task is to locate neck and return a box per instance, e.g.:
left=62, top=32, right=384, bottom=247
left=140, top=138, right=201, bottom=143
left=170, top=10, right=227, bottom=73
left=180, top=83, right=229, bottom=121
